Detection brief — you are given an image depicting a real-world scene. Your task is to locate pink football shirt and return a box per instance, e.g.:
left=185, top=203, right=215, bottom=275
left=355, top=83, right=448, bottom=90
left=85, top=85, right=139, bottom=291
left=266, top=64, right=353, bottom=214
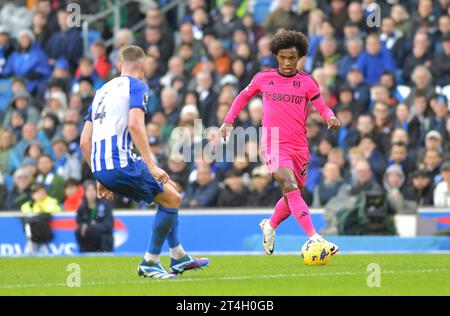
left=224, top=69, right=335, bottom=152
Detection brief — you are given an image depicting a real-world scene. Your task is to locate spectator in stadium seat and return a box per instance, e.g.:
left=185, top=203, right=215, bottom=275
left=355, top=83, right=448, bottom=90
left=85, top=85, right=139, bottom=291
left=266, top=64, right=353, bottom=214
left=328, top=0, right=347, bottom=37
left=345, top=114, right=389, bottom=156
left=338, top=37, right=363, bottom=80
left=333, top=103, right=354, bottom=151
left=263, top=0, right=296, bottom=34
left=0, top=129, right=15, bottom=175
left=411, top=0, right=437, bottom=35
left=44, top=9, right=83, bottom=71
left=2, top=168, right=32, bottom=210
left=431, top=32, right=450, bottom=86
left=3, top=91, right=39, bottom=128
left=63, top=178, right=84, bottom=212
left=11, top=122, right=51, bottom=163
left=90, top=40, right=112, bottom=80
left=358, top=135, right=387, bottom=183
left=194, top=71, right=218, bottom=127
left=52, top=139, right=81, bottom=181
left=110, top=28, right=135, bottom=74
left=3, top=29, right=50, bottom=94
left=20, top=183, right=61, bottom=214
left=394, top=104, right=421, bottom=144
left=247, top=165, right=282, bottom=207
left=406, top=65, right=436, bottom=106
left=419, top=149, right=444, bottom=184
left=388, top=141, right=417, bottom=176
left=390, top=4, right=411, bottom=36
left=32, top=10, right=51, bottom=49
left=327, top=147, right=350, bottom=179
left=213, top=0, right=244, bottom=45
left=433, top=161, right=450, bottom=207
left=347, top=160, right=383, bottom=196
left=182, top=164, right=219, bottom=208
left=382, top=164, right=417, bottom=214
left=380, top=16, right=407, bottom=67
left=347, top=0, right=371, bottom=35
left=61, top=122, right=81, bottom=158
left=312, top=36, right=340, bottom=70
left=217, top=168, right=249, bottom=207
left=416, top=130, right=444, bottom=164
left=0, top=26, right=13, bottom=75
left=312, top=162, right=348, bottom=207
left=356, top=33, right=396, bottom=85
left=373, top=102, right=394, bottom=142
left=144, top=6, right=174, bottom=59
left=23, top=141, right=42, bottom=165
left=403, top=169, right=434, bottom=206
left=35, top=154, right=65, bottom=203
left=242, top=13, right=264, bottom=44
left=163, top=154, right=190, bottom=190
left=346, top=65, right=371, bottom=118
left=41, top=91, right=67, bottom=122
left=403, top=32, right=433, bottom=84
left=207, top=39, right=232, bottom=76
left=177, top=22, right=203, bottom=61
left=75, top=180, right=113, bottom=252
left=73, top=58, right=104, bottom=91
left=429, top=95, right=449, bottom=135
left=160, top=56, right=185, bottom=89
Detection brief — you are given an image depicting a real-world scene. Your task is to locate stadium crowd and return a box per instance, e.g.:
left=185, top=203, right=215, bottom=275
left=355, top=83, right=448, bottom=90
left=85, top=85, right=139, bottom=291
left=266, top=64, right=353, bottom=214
left=0, top=0, right=449, bottom=214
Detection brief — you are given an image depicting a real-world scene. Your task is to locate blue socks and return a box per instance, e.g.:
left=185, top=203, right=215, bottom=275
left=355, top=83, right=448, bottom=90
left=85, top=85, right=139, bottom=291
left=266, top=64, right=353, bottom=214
left=167, top=214, right=180, bottom=248
left=146, top=206, right=178, bottom=255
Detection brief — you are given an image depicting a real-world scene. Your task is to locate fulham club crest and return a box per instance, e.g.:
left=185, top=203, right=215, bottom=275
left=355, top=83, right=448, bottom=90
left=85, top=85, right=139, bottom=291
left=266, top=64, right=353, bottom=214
left=293, top=80, right=301, bottom=88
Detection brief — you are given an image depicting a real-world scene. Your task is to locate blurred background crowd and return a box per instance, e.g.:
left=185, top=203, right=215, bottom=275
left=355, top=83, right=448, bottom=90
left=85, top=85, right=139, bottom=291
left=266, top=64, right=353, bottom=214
left=0, top=0, right=449, bottom=215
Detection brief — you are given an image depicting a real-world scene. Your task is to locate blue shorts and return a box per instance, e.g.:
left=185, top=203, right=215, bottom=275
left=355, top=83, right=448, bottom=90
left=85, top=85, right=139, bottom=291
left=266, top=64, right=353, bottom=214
left=93, top=160, right=164, bottom=204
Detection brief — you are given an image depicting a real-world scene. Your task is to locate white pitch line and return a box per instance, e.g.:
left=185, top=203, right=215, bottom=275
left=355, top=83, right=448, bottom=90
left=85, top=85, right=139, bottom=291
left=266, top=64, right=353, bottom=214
left=0, top=268, right=449, bottom=290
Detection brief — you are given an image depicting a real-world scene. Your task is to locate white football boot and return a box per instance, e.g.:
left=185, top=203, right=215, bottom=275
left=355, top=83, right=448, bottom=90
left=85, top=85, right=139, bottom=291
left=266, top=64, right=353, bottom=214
left=260, top=219, right=275, bottom=255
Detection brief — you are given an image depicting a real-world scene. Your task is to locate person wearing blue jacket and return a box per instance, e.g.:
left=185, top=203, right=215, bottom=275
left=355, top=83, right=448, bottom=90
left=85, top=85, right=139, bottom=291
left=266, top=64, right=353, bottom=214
left=44, top=9, right=83, bottom=72
left=181, top=165, right=219, bottom=208
left=3, top=29, right=50, bottom=93
left=356, top=33, right=396, bottom=86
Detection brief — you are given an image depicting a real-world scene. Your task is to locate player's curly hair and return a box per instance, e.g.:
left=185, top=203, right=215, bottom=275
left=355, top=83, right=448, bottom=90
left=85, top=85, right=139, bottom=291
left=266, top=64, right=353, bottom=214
left=269, top=30, right=309, bottom=57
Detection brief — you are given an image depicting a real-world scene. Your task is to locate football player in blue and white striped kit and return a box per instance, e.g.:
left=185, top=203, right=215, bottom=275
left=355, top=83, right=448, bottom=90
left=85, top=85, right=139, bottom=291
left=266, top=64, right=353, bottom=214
left=80, top=46, right=209, bottom=279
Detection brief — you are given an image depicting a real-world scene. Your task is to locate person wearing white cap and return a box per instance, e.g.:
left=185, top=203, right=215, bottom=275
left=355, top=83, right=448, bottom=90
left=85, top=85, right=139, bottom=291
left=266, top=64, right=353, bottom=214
left=3, top=28, right=50, bottom=93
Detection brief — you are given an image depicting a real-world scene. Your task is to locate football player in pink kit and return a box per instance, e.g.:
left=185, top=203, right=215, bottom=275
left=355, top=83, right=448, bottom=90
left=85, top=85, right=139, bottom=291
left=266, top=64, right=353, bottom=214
left=219, top=30, right=341, bottom=255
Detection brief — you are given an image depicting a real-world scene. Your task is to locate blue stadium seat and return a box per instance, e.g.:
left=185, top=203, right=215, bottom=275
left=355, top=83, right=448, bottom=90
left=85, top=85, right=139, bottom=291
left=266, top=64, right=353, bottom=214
left=0, top=78, right=12, bottom=113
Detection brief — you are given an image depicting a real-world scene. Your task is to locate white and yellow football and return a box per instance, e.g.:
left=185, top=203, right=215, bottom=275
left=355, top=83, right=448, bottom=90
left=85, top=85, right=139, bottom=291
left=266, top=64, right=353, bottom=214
left=301, top=239, right=332, bottom=266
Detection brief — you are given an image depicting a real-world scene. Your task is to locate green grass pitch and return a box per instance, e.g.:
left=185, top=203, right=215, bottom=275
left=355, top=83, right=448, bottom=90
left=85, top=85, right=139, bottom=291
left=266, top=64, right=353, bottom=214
left=0, top=254, right=449, bottom=296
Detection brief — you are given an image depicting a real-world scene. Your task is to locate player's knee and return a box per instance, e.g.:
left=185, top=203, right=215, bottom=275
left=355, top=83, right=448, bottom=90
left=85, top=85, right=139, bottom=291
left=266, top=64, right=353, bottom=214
left=165, top=191, right=181, bottom=209
left=282, top=179, right=298, bottom=192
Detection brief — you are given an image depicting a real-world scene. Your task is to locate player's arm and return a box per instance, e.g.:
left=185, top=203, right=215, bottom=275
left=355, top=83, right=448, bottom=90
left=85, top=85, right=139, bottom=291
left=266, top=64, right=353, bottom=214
left=128, top=108, right=169, bottom=183
left=80, top=120, right=93, bottom=169
left=80, top=107, right=113, bottom=200
left=308, top=78, right=340, bottom=131
left=219, top=73, right=262, bottom=141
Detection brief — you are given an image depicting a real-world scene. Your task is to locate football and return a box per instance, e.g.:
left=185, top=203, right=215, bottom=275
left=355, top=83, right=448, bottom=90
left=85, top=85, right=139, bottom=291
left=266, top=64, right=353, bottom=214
left=301, top=240, right=332, bottom=266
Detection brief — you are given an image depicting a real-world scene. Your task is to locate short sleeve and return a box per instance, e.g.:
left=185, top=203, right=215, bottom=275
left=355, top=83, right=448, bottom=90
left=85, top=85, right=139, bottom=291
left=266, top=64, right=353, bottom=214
left=84, top=104, right=92, bottom=122
left=129, top=78, right=149, bottom=113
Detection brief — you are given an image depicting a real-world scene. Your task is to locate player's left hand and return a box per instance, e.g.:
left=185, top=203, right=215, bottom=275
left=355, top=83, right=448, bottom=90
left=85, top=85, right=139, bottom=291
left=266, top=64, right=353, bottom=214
left=327, top=116, right=341, bottom=131
left=97, top=181, right=114, bottom=201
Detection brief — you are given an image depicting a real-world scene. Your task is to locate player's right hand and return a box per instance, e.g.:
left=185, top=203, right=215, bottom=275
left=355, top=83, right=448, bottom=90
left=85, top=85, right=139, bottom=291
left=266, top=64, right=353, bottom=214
left=218, top=123, right=233, bottom=141
left=149, top=165, right=170, bottom=184
left=97, top=181, right=114, bottom=201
